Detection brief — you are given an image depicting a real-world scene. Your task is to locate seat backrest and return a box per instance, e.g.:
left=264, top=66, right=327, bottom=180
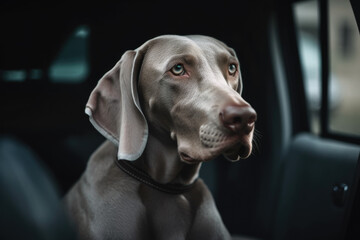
left=0, top=136, right=75, bottom=240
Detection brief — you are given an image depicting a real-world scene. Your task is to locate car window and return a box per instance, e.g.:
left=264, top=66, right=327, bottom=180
left=1, top=25, right=90, bottom=84
left=293, top=0, right=360, bottom=137
left=328, top=0, right=360, bottom=136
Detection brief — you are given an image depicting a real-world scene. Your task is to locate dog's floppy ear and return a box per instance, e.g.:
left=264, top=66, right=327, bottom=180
left=85, top=50, right=148, bottom=161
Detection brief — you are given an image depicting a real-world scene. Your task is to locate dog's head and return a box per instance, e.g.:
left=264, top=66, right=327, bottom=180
left=86, top=35, right=256, bottom=163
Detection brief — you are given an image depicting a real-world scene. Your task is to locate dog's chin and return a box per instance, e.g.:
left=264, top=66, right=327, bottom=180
left=178, top=139, right=252, bottom=164
left=223, top=142, right=252, bottom=162
left=198, top=123, right=254, bottom=162
left=179, top=152, right=202, bottom=164
left=179, top=145, right=251, bottom=165
left=178, top=147, right=214, bottom=164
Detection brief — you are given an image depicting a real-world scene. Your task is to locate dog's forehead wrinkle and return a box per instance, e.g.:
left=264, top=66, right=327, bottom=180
left=185, top=35, right=234, bottom=57
left=150, top=36, right=202, bottom=54
left=157, top=36, right=221, bottom=61
left=142, top=35, right=235, bottom=64
left=144, top=36, right=237, bottom=80
left=144, top=43, right=204, bottom=73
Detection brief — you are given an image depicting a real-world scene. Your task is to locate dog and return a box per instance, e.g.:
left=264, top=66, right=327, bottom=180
left=64, top=35, right=257, bottom=240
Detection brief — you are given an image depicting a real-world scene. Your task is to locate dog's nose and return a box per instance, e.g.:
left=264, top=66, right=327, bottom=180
left=220, top=105, right=257, bottom=134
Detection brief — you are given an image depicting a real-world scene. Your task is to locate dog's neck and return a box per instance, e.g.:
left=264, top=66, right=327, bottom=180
left=133, top=127, right=201, bottom=186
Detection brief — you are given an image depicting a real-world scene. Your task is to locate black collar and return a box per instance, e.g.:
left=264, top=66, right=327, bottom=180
left=115, top=159, right=198, bottom=194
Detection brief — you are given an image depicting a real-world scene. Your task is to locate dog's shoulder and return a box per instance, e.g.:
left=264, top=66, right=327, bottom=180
left=87, top=140, right=117, bottom=170
left=85, top=140, right=140, bottom=193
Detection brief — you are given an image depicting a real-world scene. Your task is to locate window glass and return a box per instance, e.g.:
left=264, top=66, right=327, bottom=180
left=294, top=0, right=360, bottom=136
left=49, top=25, right=90, bottom=83
left=328, top=0, right=360, bottom=136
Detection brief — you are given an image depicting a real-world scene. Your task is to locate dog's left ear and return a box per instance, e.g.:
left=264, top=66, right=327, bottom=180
left=85, top=48, right=148, bottom=161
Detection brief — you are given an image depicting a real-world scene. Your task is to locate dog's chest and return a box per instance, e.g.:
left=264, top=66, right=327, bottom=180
left=140, top=189, right=194, bottom=239
left=140, top=191, right=230, bottom=240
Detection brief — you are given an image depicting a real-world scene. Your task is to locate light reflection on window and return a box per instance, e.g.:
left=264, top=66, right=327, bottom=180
left=49, top=25, right=90, bottom=84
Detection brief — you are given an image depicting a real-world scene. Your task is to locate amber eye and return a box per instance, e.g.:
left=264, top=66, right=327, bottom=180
left=228, top=64, right=237, bottom=75
left=171, top=64, right=185, bottom=76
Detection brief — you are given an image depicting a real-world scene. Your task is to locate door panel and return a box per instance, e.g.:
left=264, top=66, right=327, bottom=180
left=273, top=133, right=359, bottom=239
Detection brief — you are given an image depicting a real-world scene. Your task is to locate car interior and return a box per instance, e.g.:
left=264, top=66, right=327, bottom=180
left=1, top=0, right=359, bottom=239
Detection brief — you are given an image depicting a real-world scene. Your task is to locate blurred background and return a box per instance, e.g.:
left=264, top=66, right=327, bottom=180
left=294, top=0, right=360, bottom=135
left=0, top=0, right=359, bottom=239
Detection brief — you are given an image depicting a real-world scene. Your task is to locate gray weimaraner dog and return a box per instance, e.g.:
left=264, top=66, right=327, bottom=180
left=64, top=35, right=257, bottom=240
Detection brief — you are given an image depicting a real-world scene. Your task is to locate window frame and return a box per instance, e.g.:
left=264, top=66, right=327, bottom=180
left=277, top=0, right=360, bottom=145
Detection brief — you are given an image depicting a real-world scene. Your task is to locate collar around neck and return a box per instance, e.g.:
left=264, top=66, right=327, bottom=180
left=115, top=159, right=198, bottom=194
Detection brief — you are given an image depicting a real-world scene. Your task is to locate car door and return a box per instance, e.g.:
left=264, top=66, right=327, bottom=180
left=268, top=0, right=360, bottom=239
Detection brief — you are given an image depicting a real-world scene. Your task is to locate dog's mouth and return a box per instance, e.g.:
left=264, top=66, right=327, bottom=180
left=177, top=122, right=255, bottom=164
left=177, top=118, right=255, bottom=164
left=199, top=123, right=254, bottom=161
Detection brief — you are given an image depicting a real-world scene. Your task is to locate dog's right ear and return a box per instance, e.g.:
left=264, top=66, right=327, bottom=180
left=85, top=50, right=148, bottom=161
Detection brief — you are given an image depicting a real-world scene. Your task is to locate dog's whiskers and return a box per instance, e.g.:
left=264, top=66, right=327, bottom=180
left=251, top=129, right=262, bottom=156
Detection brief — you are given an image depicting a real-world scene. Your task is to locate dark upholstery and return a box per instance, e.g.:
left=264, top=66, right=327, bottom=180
left=0, top=137, right=75, bottom=240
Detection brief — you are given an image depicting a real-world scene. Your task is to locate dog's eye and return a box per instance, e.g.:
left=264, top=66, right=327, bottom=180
left=228, top=64, right=237, bottom=75
left=171, top=64, right=185, bottom=76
